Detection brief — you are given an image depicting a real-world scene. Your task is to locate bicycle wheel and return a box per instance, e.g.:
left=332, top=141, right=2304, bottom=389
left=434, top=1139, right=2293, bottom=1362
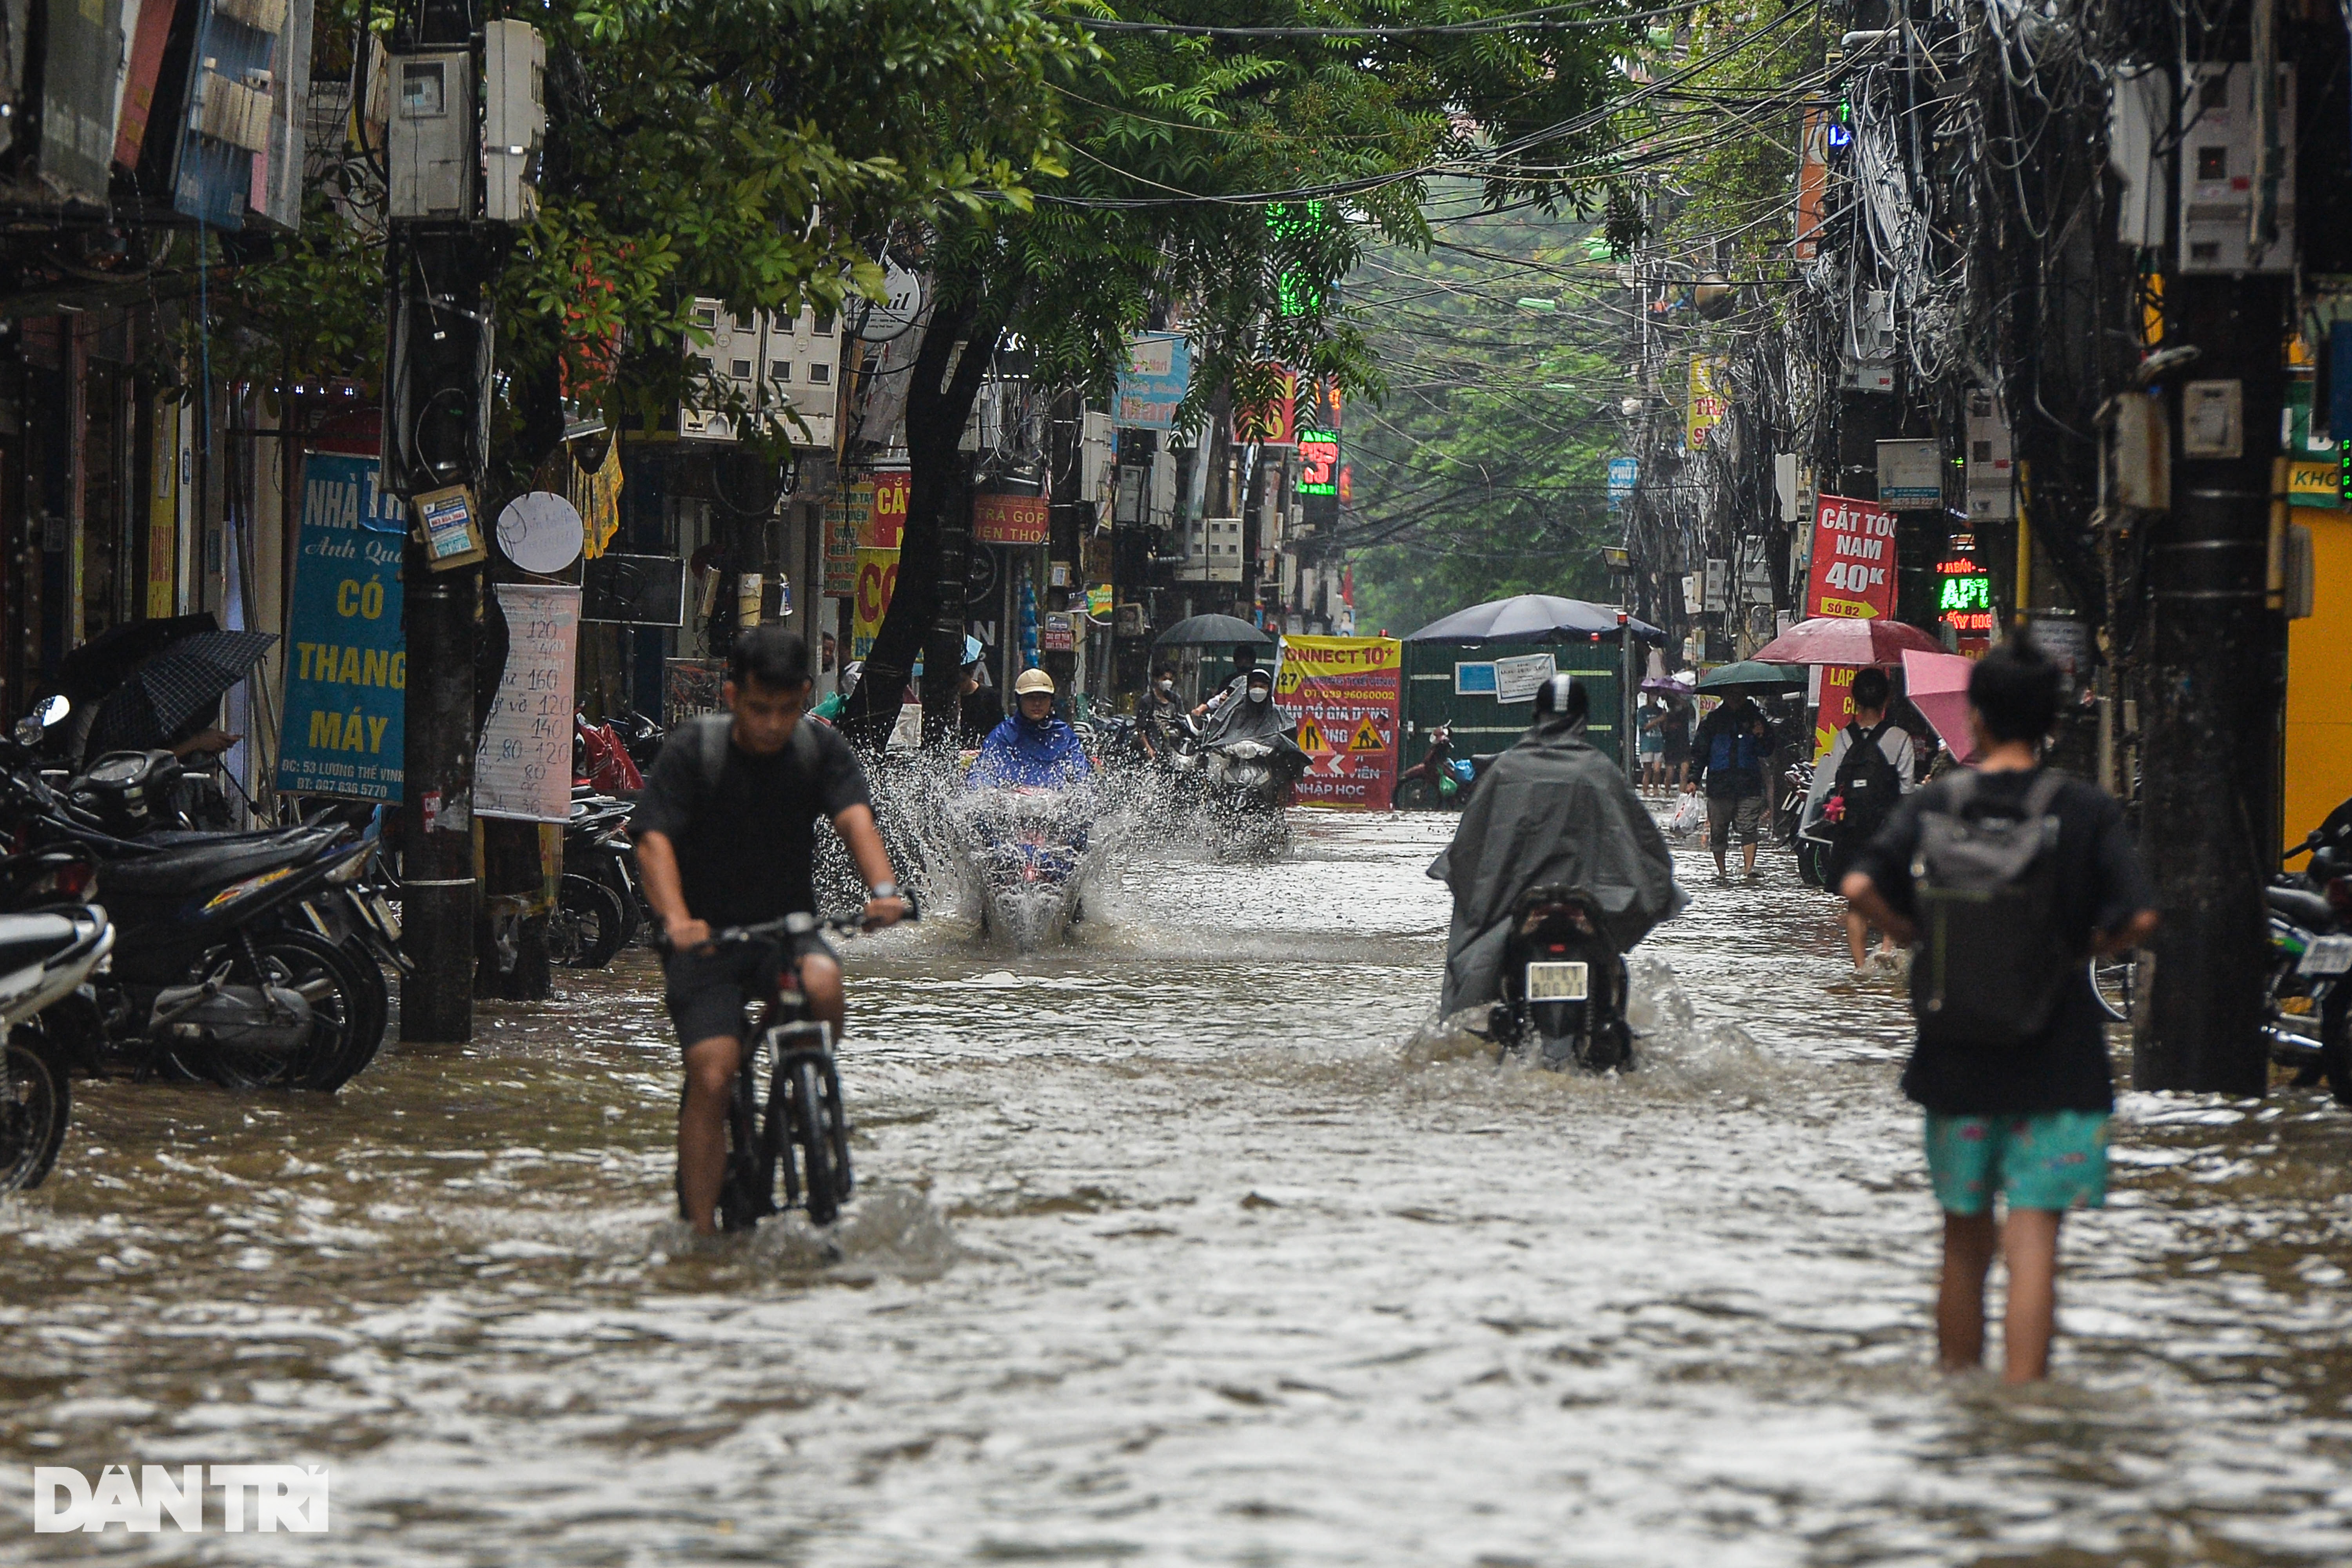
left=713, top=1052, right=773, bottom=1231
left=783, top=1054, right=849, bottom=1227
left=0, top=1029, right=70, bottom=1192
left=2091, top=953, right=2138, bottom=1024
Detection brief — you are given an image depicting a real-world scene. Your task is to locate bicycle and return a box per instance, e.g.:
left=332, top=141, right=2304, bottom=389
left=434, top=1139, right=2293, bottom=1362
left=670, top=906, right=913, bottom=1231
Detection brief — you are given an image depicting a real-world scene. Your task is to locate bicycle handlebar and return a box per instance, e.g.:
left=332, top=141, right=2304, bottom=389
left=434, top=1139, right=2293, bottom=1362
left=660, top=896, right=921, bottom=956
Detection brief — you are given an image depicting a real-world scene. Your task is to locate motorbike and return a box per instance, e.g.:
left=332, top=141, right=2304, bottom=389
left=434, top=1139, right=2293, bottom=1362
left=2263, top=819, right=2352, bottom=1102
left=1779, top=757, right=1829, bottom=886
left=0, top=888, right=114, bottom=1191
left=1395, top=722, right=1481, bottom=810
left=1169, top=720, right=1308, bottom=855
left=573, top=711, right=645, bottom=797
left=955, top=783, right=1094, bottom=949
left=556, top=791, right=639, bottom=967
left=0, top=702, right=388, bottom=1092
left=1485, top=884, right=1634, bottom=1072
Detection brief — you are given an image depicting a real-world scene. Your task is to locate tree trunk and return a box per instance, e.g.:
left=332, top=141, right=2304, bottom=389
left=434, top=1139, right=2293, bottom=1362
left=840, top=284, right=1014, bottom=748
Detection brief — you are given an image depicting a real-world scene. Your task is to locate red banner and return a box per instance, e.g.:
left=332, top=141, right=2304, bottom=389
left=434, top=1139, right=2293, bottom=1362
left=1232, top=365, right=1298, bottom=445
left=864, top=470, right=910, bottom=550
left=973, top=492, right=1048, bottom=546
left=1275, top=635, right=1402, bottom=810
left=1804, top=494, right=1897, bottom=619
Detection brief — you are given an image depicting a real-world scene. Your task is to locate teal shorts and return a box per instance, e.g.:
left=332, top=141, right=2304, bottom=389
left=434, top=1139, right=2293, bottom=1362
left=1923, top=1111, right=2109, bottom=1216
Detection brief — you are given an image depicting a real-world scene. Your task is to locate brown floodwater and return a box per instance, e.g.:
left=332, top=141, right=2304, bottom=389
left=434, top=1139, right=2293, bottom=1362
left=3, top=807, right=2350, bottom=1565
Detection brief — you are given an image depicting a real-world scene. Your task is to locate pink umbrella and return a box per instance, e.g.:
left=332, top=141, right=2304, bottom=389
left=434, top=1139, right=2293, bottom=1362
left=1901, top=648, right=1979, bottom=764
left=1752, top=615, right=1945, bottom=666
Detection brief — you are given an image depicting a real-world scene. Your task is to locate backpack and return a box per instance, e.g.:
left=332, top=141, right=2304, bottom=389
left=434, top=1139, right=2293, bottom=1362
left=1907, top=771, right=2073, bottom=1049
left=1827, top=720, right=1903, bottom=846
left=684, top=712, right=820, bottom=798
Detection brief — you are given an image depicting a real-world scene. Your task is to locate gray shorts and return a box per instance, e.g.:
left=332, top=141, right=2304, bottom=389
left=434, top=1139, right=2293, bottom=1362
left=1707, top=792, right=1764, bottom=848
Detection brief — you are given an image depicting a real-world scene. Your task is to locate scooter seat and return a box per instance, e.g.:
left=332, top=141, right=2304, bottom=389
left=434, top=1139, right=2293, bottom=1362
left=100, top=828, right=335, bottom=899
left=2266, top=884, right=2336, bottom=930
left=0, top=912, right=89, bottom=975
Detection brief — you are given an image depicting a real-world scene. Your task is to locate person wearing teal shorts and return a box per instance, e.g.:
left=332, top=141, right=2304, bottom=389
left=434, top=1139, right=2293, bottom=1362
left=1843, top=641, right=2160, bottom=1383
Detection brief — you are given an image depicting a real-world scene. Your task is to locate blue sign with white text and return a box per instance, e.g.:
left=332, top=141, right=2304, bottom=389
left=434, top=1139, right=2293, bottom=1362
left=277, top=454, right=408, bottom=802
left=1114, top=332, right=1192, bottom=430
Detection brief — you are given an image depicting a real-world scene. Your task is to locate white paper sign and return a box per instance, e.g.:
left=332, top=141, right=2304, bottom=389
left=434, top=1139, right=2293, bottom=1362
left=474, top=583, right=582, bottom=823
left=1493, top=652, right=1558, bottom=704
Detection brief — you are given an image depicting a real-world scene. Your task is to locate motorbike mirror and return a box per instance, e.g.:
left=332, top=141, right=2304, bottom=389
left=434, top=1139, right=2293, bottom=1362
left=13, top=694, right=68, bottom=746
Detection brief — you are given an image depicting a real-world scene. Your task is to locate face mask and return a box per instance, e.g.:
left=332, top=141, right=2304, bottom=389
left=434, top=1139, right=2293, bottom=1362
left=1156, top=680, right=1173, bottom=694
left=1249, top=688, right=1268, bottom=704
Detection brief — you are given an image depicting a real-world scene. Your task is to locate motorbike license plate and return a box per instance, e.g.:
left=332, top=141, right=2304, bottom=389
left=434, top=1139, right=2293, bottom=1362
left=1525, top=961, right=1589, bottom=1001
left=2299, top=935, right=2352, bottom=976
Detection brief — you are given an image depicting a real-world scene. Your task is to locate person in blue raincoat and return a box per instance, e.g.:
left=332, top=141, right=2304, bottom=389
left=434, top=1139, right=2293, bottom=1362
left=969, top=668, right=1093, bottom=790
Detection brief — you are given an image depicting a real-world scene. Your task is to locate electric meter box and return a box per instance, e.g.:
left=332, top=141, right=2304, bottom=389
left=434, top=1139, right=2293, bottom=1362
left=483, top=20, right=547, bottom=224
left=2178, top=62, right=2296, bottom=275
left=678, top=299, right=841, bottom=448
left=388, top=50, right=476, bottom=220
left=1965, top=388, right=2016, bottom=521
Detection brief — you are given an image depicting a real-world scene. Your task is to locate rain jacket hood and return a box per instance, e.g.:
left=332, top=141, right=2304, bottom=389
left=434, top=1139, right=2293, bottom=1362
left=970, top=710, right=1093, bottom=790
left=1426, top=709, right=1685, bottom=1016
left=1201, top=683, right=1288, bottom=746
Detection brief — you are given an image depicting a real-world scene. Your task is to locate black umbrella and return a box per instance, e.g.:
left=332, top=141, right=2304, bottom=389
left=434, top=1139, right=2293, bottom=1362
left=84, top=630, right=279, bottom=755
left=1153, top=613, right=1276, bottom=649
left=1404, top=593, right=1664, bottom=645
left=55, top=613, right=220, bottom=702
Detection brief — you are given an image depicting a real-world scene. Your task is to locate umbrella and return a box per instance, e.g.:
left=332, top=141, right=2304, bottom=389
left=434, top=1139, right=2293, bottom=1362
left=55, top=613, right=219, bottom=702
left=1695, top=660, right=1806, bottom=693
left=1639, top=672, right=1695, bottom=694
left=84, top=630, right=279, bottom=755
left=1405, top=593, right=1664, bottom=645
left=1154, top=613, right=1275, bottom=649
left=1902, top=648, right=1980, bottom=764
left=1752, top=615, right=1943, bottom=666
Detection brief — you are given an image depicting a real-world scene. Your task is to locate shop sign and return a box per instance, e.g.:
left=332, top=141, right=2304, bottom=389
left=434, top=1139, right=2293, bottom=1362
left=1114, top=332, right=1191, bottom=430
left=1803, top=495, right=1897, bottom=619
left=474, top=584, right=581, bottom=824
left=974, top=492, right=1049, bottom=546
left=278, top=454, right=408, bottom=802
left=852, top=548, right=899, bottom=659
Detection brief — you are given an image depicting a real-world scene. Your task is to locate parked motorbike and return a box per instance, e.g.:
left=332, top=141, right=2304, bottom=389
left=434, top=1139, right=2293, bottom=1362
left=955, top=784, right=1093, bottom=949
left=1486, top=884, right=1633, bottom=1072
left=2263, top=818, right=2352, bottom=1102
left=573, top=711, right=645, bottom=796
left=1395, top=722, right=1480, bottom=810
left=0, top=890, right=114, bottom=1191
left=1779, top=756, right=1830, bottom=886
left=557, top=791, right=639, bottom=966
left=0, top=702, right=387, bottom=1092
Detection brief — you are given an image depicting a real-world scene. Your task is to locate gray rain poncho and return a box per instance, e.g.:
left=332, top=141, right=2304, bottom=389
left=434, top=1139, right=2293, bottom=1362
left=1427, top=709, right=1686, bottom=1016
left=1200, top=682, right=1289, bottom=746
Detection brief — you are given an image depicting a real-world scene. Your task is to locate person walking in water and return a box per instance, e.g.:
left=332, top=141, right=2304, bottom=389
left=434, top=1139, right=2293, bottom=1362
left=1841, top=640, right=2157, bottom=1383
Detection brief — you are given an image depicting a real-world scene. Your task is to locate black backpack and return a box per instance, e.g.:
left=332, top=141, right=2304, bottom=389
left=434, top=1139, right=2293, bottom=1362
left=1907, top=770, right=2073, bottom=1048
left=1828, top=720, right=1904, bottom=846
left=683, top=712, right=820, bottom=797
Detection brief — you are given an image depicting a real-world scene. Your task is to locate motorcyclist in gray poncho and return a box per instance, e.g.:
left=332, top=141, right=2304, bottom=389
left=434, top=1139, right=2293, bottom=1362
left=1428, top=674, right=1685, bottom=1018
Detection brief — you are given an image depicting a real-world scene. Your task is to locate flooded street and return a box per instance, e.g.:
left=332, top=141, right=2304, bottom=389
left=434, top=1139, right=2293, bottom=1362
left=5, top=810, right=2352, bottom=1566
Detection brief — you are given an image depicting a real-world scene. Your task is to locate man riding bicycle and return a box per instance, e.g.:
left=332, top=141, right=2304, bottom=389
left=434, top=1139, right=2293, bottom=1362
left=633, top=626, right=908, bottom=1236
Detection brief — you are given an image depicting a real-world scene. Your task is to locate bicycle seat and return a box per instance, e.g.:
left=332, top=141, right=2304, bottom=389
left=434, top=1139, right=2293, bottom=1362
left=2265, top=884, right=2336, bottom=929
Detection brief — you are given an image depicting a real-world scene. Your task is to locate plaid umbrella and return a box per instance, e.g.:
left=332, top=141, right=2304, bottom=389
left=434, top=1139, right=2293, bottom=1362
left=84, top=630, right=279, bottom=755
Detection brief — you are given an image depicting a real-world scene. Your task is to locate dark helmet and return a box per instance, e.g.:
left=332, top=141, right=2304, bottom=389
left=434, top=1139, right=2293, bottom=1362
left=1533, top=673, right=1588, bottom=723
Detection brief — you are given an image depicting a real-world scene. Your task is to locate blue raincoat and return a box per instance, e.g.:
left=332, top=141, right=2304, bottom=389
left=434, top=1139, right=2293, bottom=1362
left=969, top=711, right=1094, bottom=791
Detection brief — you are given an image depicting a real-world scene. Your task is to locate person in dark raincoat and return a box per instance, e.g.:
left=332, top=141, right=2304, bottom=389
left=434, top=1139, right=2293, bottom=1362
left=1428, top=674, right=1684, bottom=1018
left=970, top=668, right=1093, bottom=790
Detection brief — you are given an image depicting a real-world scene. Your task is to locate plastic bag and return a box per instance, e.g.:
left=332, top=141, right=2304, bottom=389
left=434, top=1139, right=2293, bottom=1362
left=1667, top=791, right=1705, bottom=836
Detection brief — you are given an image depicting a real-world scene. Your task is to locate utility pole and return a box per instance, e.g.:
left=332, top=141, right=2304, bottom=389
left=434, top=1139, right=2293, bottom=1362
left=2134, top=28, right=2288, bottom=1096
left=381, top=2, right=541, bottom=1040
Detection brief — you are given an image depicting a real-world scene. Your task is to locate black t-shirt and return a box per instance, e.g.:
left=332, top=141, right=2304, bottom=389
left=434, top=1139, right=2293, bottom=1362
left=632, top=718, right=871, bottom=926
left=1851, top=767, right=2157, bottom=1114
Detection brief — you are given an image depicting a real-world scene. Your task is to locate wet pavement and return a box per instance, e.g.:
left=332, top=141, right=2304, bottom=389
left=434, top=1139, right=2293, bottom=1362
left=4, top=808, right=2352, bottom=1566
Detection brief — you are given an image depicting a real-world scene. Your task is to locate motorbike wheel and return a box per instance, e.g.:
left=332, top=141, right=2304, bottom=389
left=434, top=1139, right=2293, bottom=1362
left=202, top=929, right=371, bottom=1093
left=1796, top=838, right=1828, bottom=888
left=783, top=1054, right=849, bottom=1227
left=553, top=874, right=627, bottom=969
left=1395, top=776, right=1436, bottom=811
left=333, top=936, right=393, bottom=1078
left=0, top=1029, right=70, bottom=1192
left=594, top=858, right=642, bottom=948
